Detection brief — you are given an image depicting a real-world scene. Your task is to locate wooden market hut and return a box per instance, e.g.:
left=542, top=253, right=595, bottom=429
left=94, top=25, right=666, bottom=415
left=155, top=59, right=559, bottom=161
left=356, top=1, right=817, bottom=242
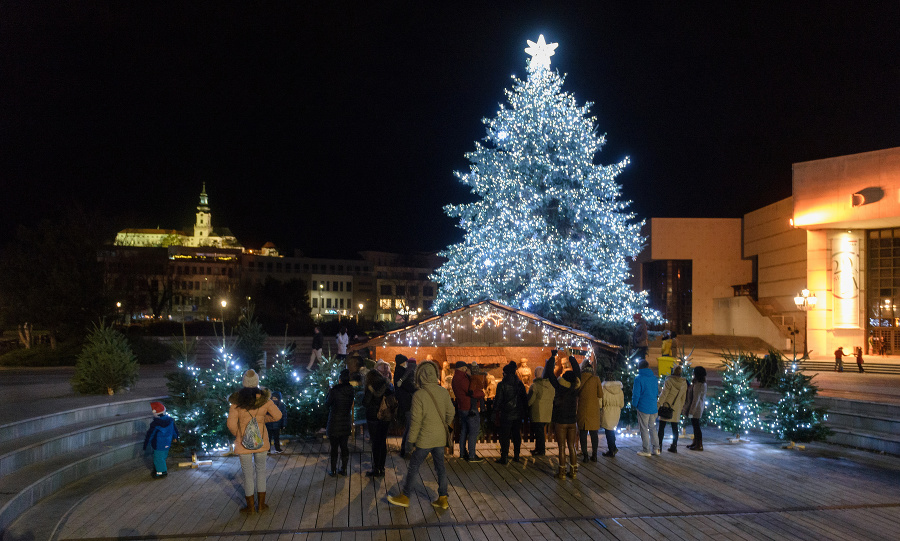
left=351, top=300, right=620, bottom=384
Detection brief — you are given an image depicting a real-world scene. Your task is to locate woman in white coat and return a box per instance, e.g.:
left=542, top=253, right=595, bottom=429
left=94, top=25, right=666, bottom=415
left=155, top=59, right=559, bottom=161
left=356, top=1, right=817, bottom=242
left=600, top=374, right=624, bottom=457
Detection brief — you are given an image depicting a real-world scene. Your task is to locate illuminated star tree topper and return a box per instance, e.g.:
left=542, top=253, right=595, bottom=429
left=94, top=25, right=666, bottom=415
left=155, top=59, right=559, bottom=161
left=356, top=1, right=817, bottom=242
left=525, top=34, right=558, bottom=71
left=432, top=35, right=649, bottom=324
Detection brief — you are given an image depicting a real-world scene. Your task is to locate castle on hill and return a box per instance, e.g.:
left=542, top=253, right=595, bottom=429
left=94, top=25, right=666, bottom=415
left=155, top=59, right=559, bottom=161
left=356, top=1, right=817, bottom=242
left=114, top=184, right=243, bottom=249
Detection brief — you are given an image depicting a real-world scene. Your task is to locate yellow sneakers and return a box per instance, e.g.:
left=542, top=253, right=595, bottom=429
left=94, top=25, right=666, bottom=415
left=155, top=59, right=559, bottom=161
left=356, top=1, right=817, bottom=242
left=431, top=496, right=450, bottom=509
left=387, top=493, right=410, bottom=507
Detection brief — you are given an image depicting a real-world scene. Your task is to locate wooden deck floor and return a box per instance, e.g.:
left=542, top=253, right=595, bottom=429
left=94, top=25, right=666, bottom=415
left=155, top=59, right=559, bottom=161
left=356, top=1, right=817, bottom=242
left=15, top=430, right=900, bottom=541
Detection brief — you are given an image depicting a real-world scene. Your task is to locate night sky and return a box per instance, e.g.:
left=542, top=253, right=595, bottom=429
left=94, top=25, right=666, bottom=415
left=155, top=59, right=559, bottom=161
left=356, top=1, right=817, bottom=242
left=2, top=2, right=899, bottom=258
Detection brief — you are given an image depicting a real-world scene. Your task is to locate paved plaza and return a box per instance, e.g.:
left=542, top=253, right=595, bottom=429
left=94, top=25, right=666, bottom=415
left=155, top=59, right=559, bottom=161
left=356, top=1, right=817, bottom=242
left=6, top=429, right=900, bottom=541
left=3, top=353, right=900, bottom=540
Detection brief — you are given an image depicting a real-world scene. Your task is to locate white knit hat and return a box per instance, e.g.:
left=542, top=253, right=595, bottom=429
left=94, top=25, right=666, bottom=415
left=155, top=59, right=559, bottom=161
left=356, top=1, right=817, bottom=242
left=242, top=369, right=259, bottom=388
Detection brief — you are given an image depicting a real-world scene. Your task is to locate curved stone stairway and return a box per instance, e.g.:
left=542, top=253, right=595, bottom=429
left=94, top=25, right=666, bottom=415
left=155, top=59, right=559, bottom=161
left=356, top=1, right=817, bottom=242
left=0, top=397, right=163, bottom=537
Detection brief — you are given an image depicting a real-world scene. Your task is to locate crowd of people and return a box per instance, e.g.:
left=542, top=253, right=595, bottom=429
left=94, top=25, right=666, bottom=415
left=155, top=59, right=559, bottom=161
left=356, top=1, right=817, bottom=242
left=151, top=313, right=707, bottom=514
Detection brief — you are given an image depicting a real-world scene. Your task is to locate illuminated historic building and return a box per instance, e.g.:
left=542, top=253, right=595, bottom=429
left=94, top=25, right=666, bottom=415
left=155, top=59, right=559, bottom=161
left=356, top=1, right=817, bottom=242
left=114, top=183, right=242, bottom=249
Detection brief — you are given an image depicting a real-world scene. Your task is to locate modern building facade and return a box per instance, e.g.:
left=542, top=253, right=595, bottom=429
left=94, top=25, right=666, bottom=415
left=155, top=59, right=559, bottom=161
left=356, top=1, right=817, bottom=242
left=639, top=146, right=900, bottom=356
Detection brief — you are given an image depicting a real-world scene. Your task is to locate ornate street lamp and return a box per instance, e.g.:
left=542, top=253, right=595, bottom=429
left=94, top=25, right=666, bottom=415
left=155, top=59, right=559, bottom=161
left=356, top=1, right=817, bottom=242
left=793, top=289, right=817, bottom=358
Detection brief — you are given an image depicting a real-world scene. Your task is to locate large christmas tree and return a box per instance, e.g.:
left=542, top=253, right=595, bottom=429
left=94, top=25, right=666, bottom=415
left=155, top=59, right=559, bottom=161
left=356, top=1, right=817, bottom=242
left=432, top=35, right=647, bottom=322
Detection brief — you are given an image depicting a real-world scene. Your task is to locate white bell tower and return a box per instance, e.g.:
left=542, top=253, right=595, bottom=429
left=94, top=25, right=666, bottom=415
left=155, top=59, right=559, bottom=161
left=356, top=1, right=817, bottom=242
left=194, top=183, right=212, bottom=243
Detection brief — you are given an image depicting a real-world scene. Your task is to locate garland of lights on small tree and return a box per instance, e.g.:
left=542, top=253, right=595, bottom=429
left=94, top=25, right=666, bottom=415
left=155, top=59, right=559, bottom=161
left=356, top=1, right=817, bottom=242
left=768, top=360, right=831, bottom=443
left=166, top=343, right=244, bottom=452
left=431, top=35, right=649, bottom=324
left=708, top=357, right=761, bottom=440
left=165, top=340, right=347, bottom=453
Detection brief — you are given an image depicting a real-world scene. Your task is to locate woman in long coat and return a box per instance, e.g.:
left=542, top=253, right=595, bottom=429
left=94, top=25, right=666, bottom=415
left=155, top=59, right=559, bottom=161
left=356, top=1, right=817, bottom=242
left=657, top=365, right=687, bottom=452
left=527, top=366, right=555, bottom=456
left=363, top=364, right=393, bottom=477
left=600, top=375, right=624, bottom=456
left=325, top=369, right=355, bottom=476
left=227, top=369, right=282, bottom=514
left=684, top=366, right=708, bottom=451
left=576, top=360, right=603, bottom=462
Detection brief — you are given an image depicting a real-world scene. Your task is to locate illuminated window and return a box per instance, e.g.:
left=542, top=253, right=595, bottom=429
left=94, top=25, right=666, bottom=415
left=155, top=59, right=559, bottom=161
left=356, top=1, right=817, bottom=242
left=379, top=299, right=392, bottom=309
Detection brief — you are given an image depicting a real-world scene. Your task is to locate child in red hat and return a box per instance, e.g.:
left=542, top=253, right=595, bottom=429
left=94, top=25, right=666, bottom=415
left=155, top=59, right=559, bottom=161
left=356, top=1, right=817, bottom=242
left=143, top=401, right=179, bottom=479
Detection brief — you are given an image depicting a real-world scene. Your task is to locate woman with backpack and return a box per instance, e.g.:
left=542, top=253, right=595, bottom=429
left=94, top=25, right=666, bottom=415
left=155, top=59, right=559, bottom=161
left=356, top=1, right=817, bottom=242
left=227, top=369, right=282, bottom=514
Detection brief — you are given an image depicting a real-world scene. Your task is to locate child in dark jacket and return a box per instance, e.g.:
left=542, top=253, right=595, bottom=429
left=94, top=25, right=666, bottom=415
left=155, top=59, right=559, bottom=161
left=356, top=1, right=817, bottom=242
left=143, top=401, right=179, bottom=479
left=266, top=391, right=288, bottom=454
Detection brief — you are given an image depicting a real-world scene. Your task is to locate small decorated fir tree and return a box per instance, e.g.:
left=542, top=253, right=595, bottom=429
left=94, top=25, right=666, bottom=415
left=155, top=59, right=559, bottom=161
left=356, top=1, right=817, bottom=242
left=614, top=352, right=641, bottom=428
left=165, top=343, right=244, bottom=452
left=769, top=365, right=831, bottom=442
left=708, top=357, right=761, bottom=439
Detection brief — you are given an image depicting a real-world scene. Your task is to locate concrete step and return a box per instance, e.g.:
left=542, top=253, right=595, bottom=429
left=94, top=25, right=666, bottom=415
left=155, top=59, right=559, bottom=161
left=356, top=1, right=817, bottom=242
left=0, top=412, right=148, bottom=477
left=825, top=409, right=900, bottom=435
left=0, top=397, right=158, bottom=444
left=0, top=434, right=143, bottom=533
left=827, top=427, right=900, bottom=455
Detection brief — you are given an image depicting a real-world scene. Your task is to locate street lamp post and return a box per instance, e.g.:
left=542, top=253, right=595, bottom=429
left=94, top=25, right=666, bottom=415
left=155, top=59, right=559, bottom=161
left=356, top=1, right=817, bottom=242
left=220, top=300, right=227, bottom=348
left=793, top=289, right=817, bottom=358
left=319, top=283, right=324, bottom=321
left=357, top=303, right=363, bottom=324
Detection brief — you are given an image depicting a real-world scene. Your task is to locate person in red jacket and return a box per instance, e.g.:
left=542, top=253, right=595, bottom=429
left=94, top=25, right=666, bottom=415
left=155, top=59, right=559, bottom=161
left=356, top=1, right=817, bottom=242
left=451, top=361, right=485, bottom=462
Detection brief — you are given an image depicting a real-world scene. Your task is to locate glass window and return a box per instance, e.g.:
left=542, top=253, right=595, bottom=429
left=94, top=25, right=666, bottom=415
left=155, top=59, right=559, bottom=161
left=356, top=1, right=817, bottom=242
left=312, top=298, right=318, bottom=308
left=346, top=282, right=352, bottom=292
left=312, top=280, right=317, bottom=290
left=333, top=281, right=339, bottom=291
left=423, top=285, right=434, bottom=296
left=381, top=285, right=392, bottom=295
left=339, top=298, right=344, bottom=308
left=396, top=285, right=406, bottom=296
left=326, top=298, right=332, bottom=308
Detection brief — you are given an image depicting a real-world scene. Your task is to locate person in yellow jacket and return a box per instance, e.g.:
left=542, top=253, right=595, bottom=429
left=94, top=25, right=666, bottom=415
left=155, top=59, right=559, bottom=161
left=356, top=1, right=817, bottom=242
left=600, top=374, right=624, bottom=457
left=576, top=360, right=603, bottom=462
left=527, top=365, right=554, bottom=456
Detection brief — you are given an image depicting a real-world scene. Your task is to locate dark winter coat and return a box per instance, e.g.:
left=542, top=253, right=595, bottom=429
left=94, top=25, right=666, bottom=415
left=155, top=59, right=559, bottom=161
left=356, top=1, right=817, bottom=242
left=325, top=382, right=355, bottom=437
left=493, top=372, right=528, bottom=424
left=266, top=391, right=287, bottom=431
left=143, top=414, right=179, bottom=451
left=363, top=371, right=393, bottom=423
left=393, top=363, right=417, bottom=414
left=312, top=332, right=323, bottom=350
left=546, top=356, right=582, bottom=424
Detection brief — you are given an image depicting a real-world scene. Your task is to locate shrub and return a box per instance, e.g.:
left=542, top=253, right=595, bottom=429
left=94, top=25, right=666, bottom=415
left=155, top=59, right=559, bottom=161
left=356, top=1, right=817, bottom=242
left=71, top=321, right=139, bottom=394
left=0, top=341, right=80, bottom=366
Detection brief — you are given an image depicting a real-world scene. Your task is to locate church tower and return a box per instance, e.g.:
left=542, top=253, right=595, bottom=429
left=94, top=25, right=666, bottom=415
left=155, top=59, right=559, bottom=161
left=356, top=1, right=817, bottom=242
left=194, top=182, right=212, bottom=243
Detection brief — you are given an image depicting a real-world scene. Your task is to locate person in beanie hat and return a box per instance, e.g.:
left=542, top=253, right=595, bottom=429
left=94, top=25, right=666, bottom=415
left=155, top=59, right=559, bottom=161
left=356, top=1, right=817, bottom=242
left=143, top=402, right=179, bottom=479
left=266, top=391, right=287, bottom=454
left=227, top=369, right=282, bottom=514
left=325, top=369, right=355, bottom=476
left=493, top=361, right=528, bottom=464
